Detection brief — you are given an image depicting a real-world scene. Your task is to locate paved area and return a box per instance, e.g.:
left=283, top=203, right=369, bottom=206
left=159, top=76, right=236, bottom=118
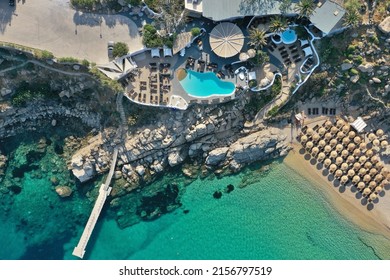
left=0, top=0, right=143, bottom=64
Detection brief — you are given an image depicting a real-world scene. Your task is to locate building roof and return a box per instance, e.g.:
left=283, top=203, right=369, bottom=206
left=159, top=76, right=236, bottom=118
left=351, top=117, right=367, bottom=133
left=201, top=0, right=298, bottom=21
left=310, top=0, right=346, bottom=35
left=209, top=22, right=245, bottom=58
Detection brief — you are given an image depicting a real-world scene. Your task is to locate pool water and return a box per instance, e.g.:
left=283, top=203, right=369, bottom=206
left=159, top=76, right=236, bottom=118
left=281, top=29, right=297, bottom=45
left=179, top=70, right=236, bottom=98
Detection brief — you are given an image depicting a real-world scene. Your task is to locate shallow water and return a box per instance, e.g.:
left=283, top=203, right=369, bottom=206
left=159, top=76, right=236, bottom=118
left=0, top=135, right=387, bottom=260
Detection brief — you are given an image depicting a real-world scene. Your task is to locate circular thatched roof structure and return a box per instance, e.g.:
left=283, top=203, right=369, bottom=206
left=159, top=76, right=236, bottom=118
left=353, top=149, right=361, bottom=157
left=348, top=131, right=356, bottom=139
left=364, top=161, right=373, bottom=169
left=329, top=139, right=338, bottom=147
left=354, top=136, right=362, bottom=144
left=359, top=156, right=367, bottom=164
left=357, top=182, right=365, bottom=190
left=376, top=129, right=384, bottom=137
left=369, top=193, right=377, bottom=201
left=363, top=188, right=371, bottom=196
left=347, top=143, right=356, bottom=151
left=353, top=162, right=361, bottom=171
left=318, top=127, right=326, bottom=136
left=371, top=156, right=379, bottom=164
left=374, top=174, right=383, bottom=183
left=341, top=175, right=349, bottom=184
left=324, top=158, right=332, bottom=167
left=368, top=133, right=376, bottom=141
left=359, top=142, right=367, bottom=150
left=300, top=135, right=308, bottom=143
left=342, top=125, right=350, bottom=134
left=358, top=168, right=367, bottom=176
left=337, top=131, right=345, bottom=139
left=324, top=120, right=333, bottom=129
left=347, top=155, right=355, bottom=163
left=375, top=186, right=383, bottom=194
left=210, top=22, right=245, bottom=58
left=306, top=141, right=314, bottom=150
left=330, top=127, right=338, bottom=135
left=381, top=140, right=388, bottom=148
left=373, top=139, right=380, bottom=147
left=341, top=163, right=349, bottom=171
left=335, top=170, right=343, bottom=178
left=336, top=119, right=345, bottom=128
left=336, top=144, right=344, bottom=152
left=324, top=145, right=332, bottom=154
left=329, top=164, right=337, bottom=173
left=363, top=174, right=372, bottom=182
left=318, top=140, right=326, bottom=148
left=352, top=175, right=360, bottom=183
left=348, top=169, right=355, bottom=178
left=342, top=137, right=350, bottom=146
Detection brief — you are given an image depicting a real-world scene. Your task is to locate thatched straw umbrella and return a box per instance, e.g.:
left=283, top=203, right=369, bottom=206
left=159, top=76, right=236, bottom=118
left=357, top=182, right=365, bottom=191
left=324, top=120, right=332, bottom=129
left=347, top=155, right=355, bottom=164
left=365, top=149, right=374, bottom=157
left=359, top=142, right=367, bottom=151
left=312, top=133, right=320, bottom=143
left=335, top=169, right=343, bottom=178
left=341, top=150, right=349, bottom=158
left=375, top=161, right=384, bottom=170
left=341, top=163, right=349, bottom=171
left=342, top=137, right=351, bottom=146
left=336, top=157, right=343, bottom=166
left=306, top=141, right=314, bottom=150
left=324, top=158, right=332, bottom=167
left=317, top=152, right=326, bottom=162
left=330, top=139, right=338, bottom=147
left=352, top=175, right=360, bottom=184
left=300, top=135, right=308, bottom=143
left=329, top=164, right=337, bottom=173
left=358, top=168, right=367, bottom=176
left=368, top=133, right=376, bottom=141
left=375, top=186, right=383, bottom=194
left=376, top=129, right=384, bottom=137
left=353, top=149, right=361, bottom=157
left=369, top=193, right=377, bottom=201
left=364, top=161, right=373, bottom=170
left=336, top=144, right=344, bottom=152
left=373, top=139, right=380, bottom=147
left=347, top=143, right=356, bottom=152
left=306, top=128, right=314, bottom=136
left=311, top=147, right=319, bottom=156
left=318, top=127, right=326, bottom=136
left=369, top=168, right=378, bottom=177
left=342, top=125, right=350, bottom=134
left=348, top=169, right=356, bottom=178
left=340, top=175, right=349, bottom=184
left=330, top=127, right=338, bottom=135
left=371, top=156, right=379, bottom=164
left=318, top=140, right=326, bottom=148
left=369, top=181, right=377, bottom=190
left=324, top=145, right=332, bottom=154
left=325, top=133, right=332, bottom=141
left=363, top=188, right=371, bottom=196
left=354, top=136, right=362, bottom=144
left=336, top=119, right=345, bottom=128
left=359, top=156, right=367, bottom=164
left=348, top=131, right=356, bottom=139
left=374, top=174, right=383, bottom=183
left=337, top=131, right=345, bottom=140
left=330, top=151, right=338, bottom=159
left=381, top=140, right=389, bottom=149
left=353, top=162, right=361, bottom=171
left=363, top=174, right=372, bottom=183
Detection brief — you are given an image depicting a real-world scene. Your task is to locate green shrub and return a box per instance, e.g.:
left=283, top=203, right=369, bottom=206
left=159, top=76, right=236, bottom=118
left=143, top=24, right=164, bottom=48
left=191, top=27, right=201, bottom=37
left=369, top=35, right=379, bottom=45
left=58, top=57, right=79, bottom=63
left=248, top=79, right=258, bottom=88
left=267, top=105, right=280, bottom=117
left=70, top=0, right=98, bottom=10
left=353, top=55, right=363, bottom=64
left=82, top=59, right=90, bottom=67
left=113, top=42, right=129, bottom=57
left=346, top=45, right=356, bottom=54
left=350, top=68, right=359, bottom=75
left=126, top=0, right=142, bottom=5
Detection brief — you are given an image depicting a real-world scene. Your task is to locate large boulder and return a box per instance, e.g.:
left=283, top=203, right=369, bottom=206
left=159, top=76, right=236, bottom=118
left=55, top=186, right=73, bottom=198
left=71, top=156, right=96, bottom=183
left=341, top=63, right=353, bottom=71
left=378, top=16, right=390, bottom=35
left=358, top=63, right=374, bottom=73
left=205, top=147, right=229, bottom=165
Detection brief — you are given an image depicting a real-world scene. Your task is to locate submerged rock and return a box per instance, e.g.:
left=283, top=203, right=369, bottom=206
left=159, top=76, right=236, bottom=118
left=55, top=186, right=73, bottom=198
left=213, top=191, right=222, bottom=199
left=226, top=184, right=234, bottom=193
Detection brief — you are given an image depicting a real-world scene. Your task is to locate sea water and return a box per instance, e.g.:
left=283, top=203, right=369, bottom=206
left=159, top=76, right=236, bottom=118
left=0, top=139, right=387, bottom=260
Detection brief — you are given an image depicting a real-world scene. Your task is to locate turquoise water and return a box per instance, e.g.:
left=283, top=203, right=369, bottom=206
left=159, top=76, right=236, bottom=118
left=66, top=162, right=386, bottom=260
left=282, top=30, right=297, bottom=45
left=0, top=134, right=387, bottom=260
left=179, top=70, right=235, bottom=98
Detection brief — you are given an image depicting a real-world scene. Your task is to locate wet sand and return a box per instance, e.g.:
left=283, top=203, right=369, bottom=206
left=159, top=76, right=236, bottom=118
left=284, top=144, right=390, bottom=258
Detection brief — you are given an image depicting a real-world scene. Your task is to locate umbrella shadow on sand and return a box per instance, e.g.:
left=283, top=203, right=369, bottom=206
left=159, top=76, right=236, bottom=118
left=304, top=154, right=311, bottom=161
left=310, top=158, right=317, bottom=165
left=322, top=169, right=329, bottom=176
left=316, top=163, right=323, bottom=170
left=299, top=148, right=306, bottom=155
left=367, top=203, right=374, bottom=211
left=355, top=192, right=363, bottom=199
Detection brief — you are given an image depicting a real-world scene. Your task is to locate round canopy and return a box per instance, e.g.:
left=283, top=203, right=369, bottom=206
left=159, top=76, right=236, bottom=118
left=374, top=174, right=383, bottom=183
left=247, top=48, right=256, bottom=58
left=306, top=141, right=313, bottom=150
left=365, top=149, right=374, bottom=157
left=336, top=157, right=343, bottom=165
left=364, top=161, right=372, bottom=169
left=317, top=152, right=326, bottom=160
left=347, top=143, right=356, bottom=151
left=359, top=142, right=367, bottom=150
left=347, top=155, right=355, bottom=163
left=210, top=22, right=245, bottom=58
left=318, top=127, right=326, bottom=136
left=330, top=127, right=338, bottom=135
left=324, top=158, right=332, bottom=166
left=357, top=182, right=365, bottom=190
left=369, top=193, right=377, bottom=201
left=324, top=145, right=332, bottom=153
left=368, top=133, right=376, bottom=141
left=239, top=52, right=249, bottom=61
left=307, top=128, right=314, bottom=136
left=340, top=175, right=348, bottom=184
left=363, top=187, right=371, bottom=196
left=354, top=136, right=362, bottom=144
left=371, top=156, right=379, bottom=164
left=337, top=131, right=345, bottom=139
left=336, top=119, right=345, bottom=128
left=341, top=150, right=349, bottom=158
left=342, top=125, right=350, bottom=134
left=329, top=164, right=337, bottom=173
left=358, top=168, right=367, bottom=176
left=329, top=139, right=338, bottom=147
left=312, top=134, right=320, bottom=142
left=335, top=170, right=343, bottom=178
left=325, top=132, right=332, bottom=140
left=348, top=169, right=355, bottom=178
left=353, top=162, right=361, bottom=171
left=330, top=151, right=338, bottom=158
left=363, top=174, right=371, bottom=182
left=336, top=144, right=343, bottom=152
left=318, top=140, right=326, bottom=148
left=324, top=120, right=333, bottom=129
left=381, top=140, right=388, bottom=148
left=348, top=131, right=356, bottom=139
left=311, top=147, right=319, bottom=155
left=373, top=139, right=380, bottom=147
left=352, top=175, right=360, bottom=183
left=342, top=137, right=350, bottom=145
left=375, top=186, right=383, bottom=194
left=376, top=129, right=384, bottom=137
left=359, top=156, right=367, bottom=164
left=369, top=181, right=377, bottom=189
left=301, top=135, right=308, bottom=143
left=369, top=168, right=378, bottom=176
left=341, top=163, right=349, bottom=171
left=375, top=162, right=384, bottom=170
left=353, top=149, right=361, bottom=157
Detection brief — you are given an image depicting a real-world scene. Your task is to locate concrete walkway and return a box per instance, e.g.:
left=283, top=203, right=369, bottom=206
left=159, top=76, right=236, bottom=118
left=0, top=0, right=143, bottom=64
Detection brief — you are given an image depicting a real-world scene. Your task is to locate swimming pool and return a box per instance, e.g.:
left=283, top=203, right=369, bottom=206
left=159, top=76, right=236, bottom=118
left=281, top=29, right=297, bottom=45
left=179, top=70, right=236, bottom=98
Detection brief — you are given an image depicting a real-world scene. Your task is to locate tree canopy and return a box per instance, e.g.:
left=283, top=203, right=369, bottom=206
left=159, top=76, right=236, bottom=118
left=113, top=42, right=129, bottom=58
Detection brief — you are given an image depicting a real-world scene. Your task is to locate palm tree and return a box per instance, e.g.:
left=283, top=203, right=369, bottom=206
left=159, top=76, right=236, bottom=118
left=295, top=0, right=315, bottom=19
left=343, top=9, right=361, bottom=27
left=269, top=16, right=289, bottom=34
left=248, top=27, right=267, bottom=50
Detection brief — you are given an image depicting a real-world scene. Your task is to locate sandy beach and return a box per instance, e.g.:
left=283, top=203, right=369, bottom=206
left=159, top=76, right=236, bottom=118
left=284, top=143, right=390, bottom=258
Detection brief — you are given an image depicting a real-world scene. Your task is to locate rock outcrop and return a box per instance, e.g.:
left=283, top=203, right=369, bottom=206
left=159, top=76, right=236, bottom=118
left=378, top=16, right=390, bottom=35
